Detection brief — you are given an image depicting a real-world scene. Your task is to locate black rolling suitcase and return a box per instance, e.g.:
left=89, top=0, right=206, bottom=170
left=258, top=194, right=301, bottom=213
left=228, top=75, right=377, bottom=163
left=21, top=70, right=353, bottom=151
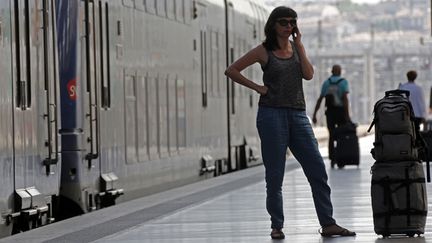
left=419, top=120, right=432, bottom=182
left=420, top=130, right=432, bottom=163
left=333, top=122, right=360, bottom=168
left=371, top=161, right=427, bottom=237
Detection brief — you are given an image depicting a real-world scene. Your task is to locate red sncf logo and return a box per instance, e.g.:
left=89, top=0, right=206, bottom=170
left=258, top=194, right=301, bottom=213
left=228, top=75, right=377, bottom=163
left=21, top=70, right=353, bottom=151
left=67, top=79, right=77, bottom=100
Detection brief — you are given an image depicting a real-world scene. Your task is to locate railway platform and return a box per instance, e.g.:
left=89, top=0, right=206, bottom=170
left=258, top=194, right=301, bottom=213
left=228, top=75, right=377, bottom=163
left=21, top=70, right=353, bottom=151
left=2, top=134, right=432, bottom=243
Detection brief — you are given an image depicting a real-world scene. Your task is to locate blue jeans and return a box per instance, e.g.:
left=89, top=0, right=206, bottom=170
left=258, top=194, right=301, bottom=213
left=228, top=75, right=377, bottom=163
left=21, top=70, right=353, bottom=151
left=256, top=106, right=336, bottom=229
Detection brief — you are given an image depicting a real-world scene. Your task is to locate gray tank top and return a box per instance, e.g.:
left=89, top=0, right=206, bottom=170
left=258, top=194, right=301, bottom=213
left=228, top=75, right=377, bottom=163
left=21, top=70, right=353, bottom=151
left=259, top=42, right=305, bottom=109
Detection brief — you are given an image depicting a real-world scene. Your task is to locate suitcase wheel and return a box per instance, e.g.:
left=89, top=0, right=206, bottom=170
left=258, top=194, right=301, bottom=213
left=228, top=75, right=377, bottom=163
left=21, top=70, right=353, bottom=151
left=331, top=160, right=336, bottom=169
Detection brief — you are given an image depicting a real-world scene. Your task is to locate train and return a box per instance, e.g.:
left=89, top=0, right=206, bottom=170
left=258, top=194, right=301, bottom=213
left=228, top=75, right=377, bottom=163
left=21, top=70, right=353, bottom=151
left=0, top=0, right=268, bottom=237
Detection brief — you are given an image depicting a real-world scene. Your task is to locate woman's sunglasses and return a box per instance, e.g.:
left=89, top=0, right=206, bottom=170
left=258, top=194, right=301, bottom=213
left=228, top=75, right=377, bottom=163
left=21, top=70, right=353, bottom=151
left=276, top=19, right=297, bottom=27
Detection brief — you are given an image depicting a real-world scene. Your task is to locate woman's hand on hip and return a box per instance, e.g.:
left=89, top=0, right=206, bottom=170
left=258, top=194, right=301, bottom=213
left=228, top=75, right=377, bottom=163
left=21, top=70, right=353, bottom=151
left=256, top=85, right=268, bottom=95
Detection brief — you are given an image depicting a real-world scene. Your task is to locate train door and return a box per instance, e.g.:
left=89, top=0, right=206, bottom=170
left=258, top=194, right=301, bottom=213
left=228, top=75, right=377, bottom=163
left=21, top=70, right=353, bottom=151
left=11, top=0, right=60, bottom=231
left=192, top=1, right=212, bottom=153
left=0, top=0, right=14, bottom=237
left=194, top=1, right=208, bottom=110
left=85, top=0, right=111, bottom=168
left=39, top=0, right=60, bottom=177
left=225, top=0, right=253, bottom=170
left=83, top=0, right=121, bottom=208
left=193, top=0, right=229, bottom=171
left=12, top=0, right=34, bottom=193
left=224, top=0, right=241, bottom=171
left=82, top=0, right=100, bottom=172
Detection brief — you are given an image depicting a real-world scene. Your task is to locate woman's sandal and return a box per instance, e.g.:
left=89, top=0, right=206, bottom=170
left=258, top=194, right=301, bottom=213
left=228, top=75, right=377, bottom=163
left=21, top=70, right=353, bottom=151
left=270, top=228, right=285, bottom=239
left=319, top=224, right=356, bottom=237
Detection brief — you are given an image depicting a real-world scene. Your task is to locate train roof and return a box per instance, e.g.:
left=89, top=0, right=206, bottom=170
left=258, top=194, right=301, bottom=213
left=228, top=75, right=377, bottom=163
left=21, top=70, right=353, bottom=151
left=205, top=0, right=269, bottom=19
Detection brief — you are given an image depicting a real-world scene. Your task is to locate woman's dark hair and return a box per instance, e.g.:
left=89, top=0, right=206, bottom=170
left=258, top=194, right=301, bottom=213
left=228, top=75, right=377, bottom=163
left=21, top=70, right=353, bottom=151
left=263, top=6, right=297, bottom=50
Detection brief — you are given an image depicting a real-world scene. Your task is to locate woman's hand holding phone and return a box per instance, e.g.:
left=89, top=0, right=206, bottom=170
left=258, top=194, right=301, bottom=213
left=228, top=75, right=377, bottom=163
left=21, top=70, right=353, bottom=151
left=291, top=27, right=299, bottom=39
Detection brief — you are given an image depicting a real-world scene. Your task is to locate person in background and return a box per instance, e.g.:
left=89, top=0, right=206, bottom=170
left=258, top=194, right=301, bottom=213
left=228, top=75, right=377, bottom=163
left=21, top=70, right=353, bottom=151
left=399, top=70, right=426, bottom=132
left=429, top=86, right=432, bottom=114
left=224, top=6, right=355, bottom=240
left=312, top=65, right=351, bottom=168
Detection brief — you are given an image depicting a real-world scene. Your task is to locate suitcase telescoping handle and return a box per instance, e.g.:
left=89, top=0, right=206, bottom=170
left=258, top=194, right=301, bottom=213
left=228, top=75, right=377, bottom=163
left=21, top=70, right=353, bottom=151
left=385, top=89, right=410, bottom=98
left=426, top=161, right=431, bottom=183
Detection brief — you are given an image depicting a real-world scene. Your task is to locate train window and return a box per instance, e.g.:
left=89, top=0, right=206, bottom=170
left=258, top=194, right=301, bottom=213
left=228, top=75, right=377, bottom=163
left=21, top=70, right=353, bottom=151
left=158, top=76, right=169, bottom=156
left=174, top=0, right=184, bottom=23
left=0, top=19, right=3, bottom=45
left=137, top=74, right=148, bottom=161
left=219, top=33, right=225, bottom=95
left=211, top=31, right=218, bottom=96
left=242, top=39, right=249, bottom=96
left=236, top=38, right=242, bottom=97
left=135, top=0, right=145, bottom=11
left=246, top=20, right=255, bottom=40
left=156, top=0, right=166, bottom=17
left=124, top=73, right=138, bottom=164
left=117, top=20, right=122, bottom=36
left=147, top=75, right=159, bottom=158
left=258, top=6, right=268, bottom=31
left=166, top=0, right=175, bottom=20
left=247, top=44, right=254, bottom=108
left=230, top=47, right=235, bottom=114
left=215, top=33, right=221, bottom=96
left=167, top=77, right=177, bottom=154
left=25, top=0, right=32, bottom=108
left=99, top=2, right=112, bottom=109
left=183, top=0, right=191, bottom=24
left=208, top=31, right=213, bottom=96
left=176, top=79, right=186, bottom=149
left=200, top=30, right=208, bottom=107
left=98, top=1, right=106, bottom=109
left=250, top=3, right=260, bottom=40
left=193, top=1, right=208, bottom=19
left=234, top=39, right=240, bottom=98
left=122, top=0, right=134, bottom=8
left=13, top=0, right=32, bottom=109
left=104, top=2, right=112, bottom=108
left=144, top=0, right=156, bottom=14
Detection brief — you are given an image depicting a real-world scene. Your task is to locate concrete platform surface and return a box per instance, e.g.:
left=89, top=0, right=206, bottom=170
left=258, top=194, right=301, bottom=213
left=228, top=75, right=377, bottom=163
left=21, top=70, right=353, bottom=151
left=2, top=134, right=432, bottom=243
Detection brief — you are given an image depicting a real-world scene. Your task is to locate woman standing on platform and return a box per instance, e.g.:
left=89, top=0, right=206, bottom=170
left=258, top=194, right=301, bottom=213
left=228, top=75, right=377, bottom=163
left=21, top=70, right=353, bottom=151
left=224, top=6, right=356, bottom=239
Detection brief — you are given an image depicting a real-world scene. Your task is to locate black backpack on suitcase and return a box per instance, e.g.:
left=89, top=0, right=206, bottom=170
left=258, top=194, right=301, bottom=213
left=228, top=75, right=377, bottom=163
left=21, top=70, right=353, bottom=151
left=368, top=90, right=418, bottom=162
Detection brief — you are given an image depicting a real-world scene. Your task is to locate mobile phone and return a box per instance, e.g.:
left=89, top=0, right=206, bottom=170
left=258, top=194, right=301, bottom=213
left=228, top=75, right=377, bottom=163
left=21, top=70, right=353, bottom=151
left=292, top=27, right=298, bottom=38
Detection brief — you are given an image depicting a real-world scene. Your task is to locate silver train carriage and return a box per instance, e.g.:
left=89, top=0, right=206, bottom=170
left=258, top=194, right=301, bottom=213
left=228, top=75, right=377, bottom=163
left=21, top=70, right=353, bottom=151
left=0, top=0, right=60, bottom=236
left=0, top=0, right=268, bottom=237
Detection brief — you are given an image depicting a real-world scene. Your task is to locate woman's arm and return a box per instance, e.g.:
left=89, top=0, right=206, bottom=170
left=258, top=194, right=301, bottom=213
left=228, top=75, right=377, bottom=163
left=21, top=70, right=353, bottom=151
left=292, top=29, right=314, bottom=80
left=224, top=45, right=268, bottom=95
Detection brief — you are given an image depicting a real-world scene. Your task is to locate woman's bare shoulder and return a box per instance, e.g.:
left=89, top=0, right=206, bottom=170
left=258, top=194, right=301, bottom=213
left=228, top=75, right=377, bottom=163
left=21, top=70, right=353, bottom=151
left=251, top=44, right=268, bottom=66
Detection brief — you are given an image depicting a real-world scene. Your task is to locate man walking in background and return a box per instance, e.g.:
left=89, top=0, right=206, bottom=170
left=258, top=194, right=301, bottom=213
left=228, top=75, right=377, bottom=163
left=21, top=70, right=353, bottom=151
left=312, top=64, right=351, bottom=168
left=399, top=70, right=426, bottom=131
